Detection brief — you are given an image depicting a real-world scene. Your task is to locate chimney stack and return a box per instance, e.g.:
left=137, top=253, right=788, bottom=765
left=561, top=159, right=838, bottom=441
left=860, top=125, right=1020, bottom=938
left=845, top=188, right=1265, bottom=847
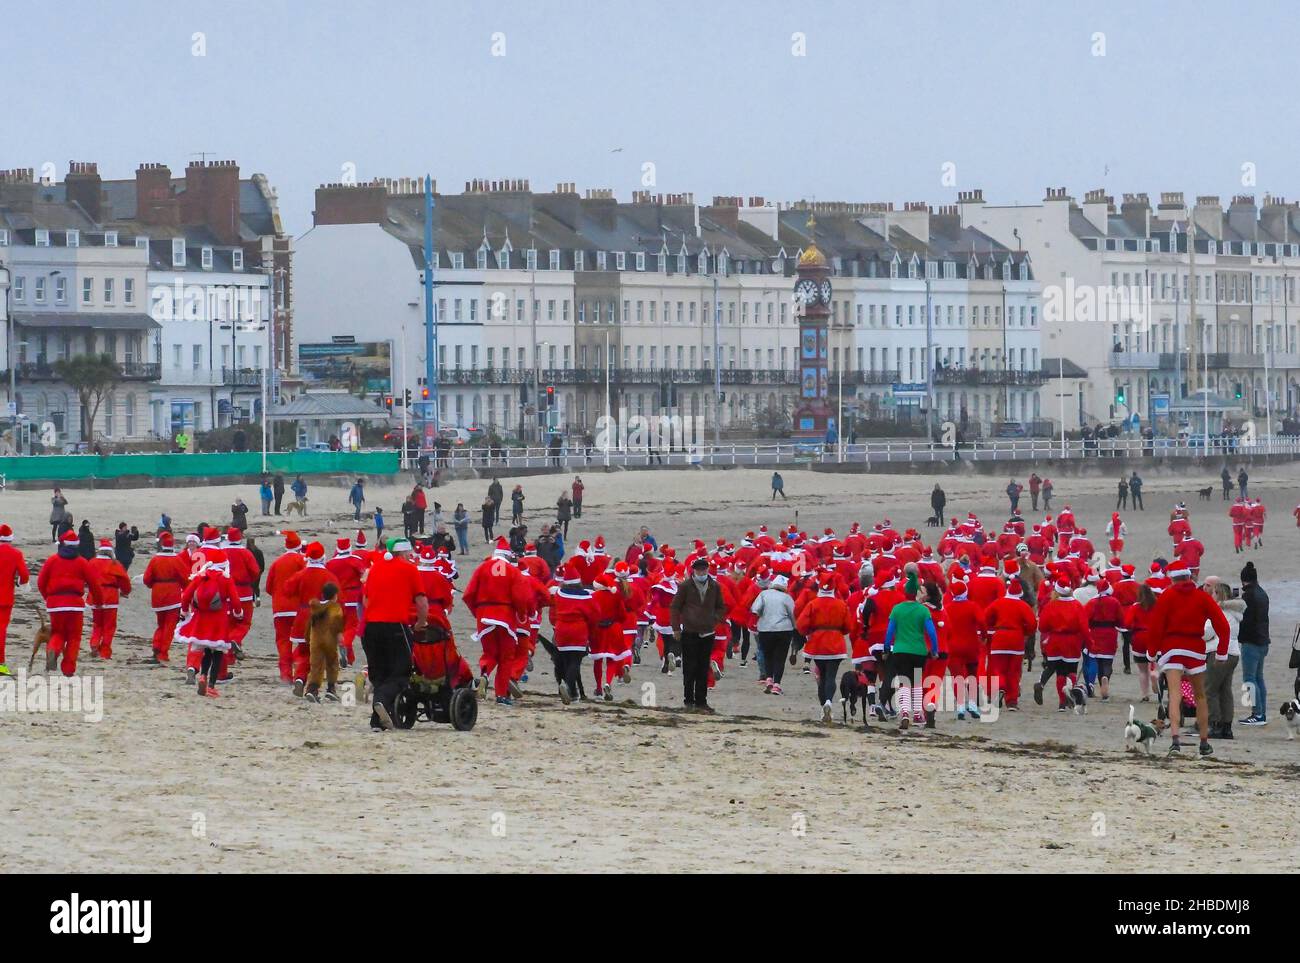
left=65, top=161, right=104, bottom=222
left=135, top=163, right=180, bottom=227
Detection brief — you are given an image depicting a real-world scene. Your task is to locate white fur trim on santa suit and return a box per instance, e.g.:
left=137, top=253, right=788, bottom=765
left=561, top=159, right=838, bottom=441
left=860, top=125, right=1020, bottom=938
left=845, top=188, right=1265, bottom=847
left=273, top=610, right=297, bottom=620
left=175, top=632, right=231, bottom=652
left=151, top=602, right=182, bottom=613
left=472, top=617, right=518, bottom=643
left=44, top=603, right=88, bottom=613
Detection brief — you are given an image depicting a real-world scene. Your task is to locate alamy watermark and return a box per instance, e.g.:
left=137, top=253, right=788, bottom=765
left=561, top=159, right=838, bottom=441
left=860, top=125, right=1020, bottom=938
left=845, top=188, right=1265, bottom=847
left=0, top=670, right=103, bottom=722
left=593, top=411, right=706, bottom=454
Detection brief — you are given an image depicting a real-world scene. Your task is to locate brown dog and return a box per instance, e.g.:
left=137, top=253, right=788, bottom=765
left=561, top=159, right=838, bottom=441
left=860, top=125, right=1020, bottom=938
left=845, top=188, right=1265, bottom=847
left=28, top=609, right=52, bottom=671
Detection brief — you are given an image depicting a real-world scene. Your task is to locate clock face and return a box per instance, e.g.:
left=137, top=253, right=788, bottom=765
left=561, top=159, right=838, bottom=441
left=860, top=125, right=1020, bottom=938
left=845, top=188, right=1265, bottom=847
left=819, top=279, right=833, bottom=304
left=794, top=279, right=818, bottom=305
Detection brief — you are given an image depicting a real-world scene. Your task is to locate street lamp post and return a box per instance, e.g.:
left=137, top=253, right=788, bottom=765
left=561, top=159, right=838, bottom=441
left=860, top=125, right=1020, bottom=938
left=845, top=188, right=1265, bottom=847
left=0, top=263, right=12, bottom=433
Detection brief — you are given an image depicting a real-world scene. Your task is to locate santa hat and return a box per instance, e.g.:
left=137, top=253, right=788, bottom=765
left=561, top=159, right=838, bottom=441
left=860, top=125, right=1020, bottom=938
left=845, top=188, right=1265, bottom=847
left=1004, top=559, right=1020, bottom=577
left=1121, top=564, right=1136, bottom=576
left=758, top=525, right=768, bottom=534
left=1167, top=562, right=1192, bottom=580
left=417, top=545, right=438, bottom=566
left=226, top=527, right=243, bottom=544
left=283, top=531, right=302, bottom=551
left=0, top=524, right=11, bottom=542
left=595, top=572, right=617, bottom=589
left=96, top=538, right=114, bottom=556
left=717, top=537, right=728, bottom=547
left=355, top=530, right=367, bottom=546
left=60, top=530, right=78, bottom=545
left=613, top=560, right=630, bottom=578
left=949, top=578, right=968, bottom=600
left=524, top=543, right=537, bottom=555
left=492, top=536, right=512, bottom=558
left=305, top=541, right=326, bottom=562
left=201, top=526, right=221, bottom=546
left=204, top=547, right=228, bottom=570
left=1149, top=561, right=1164, bottom=574
left=561, top=560, right=583, bottom=584
left=817, top=574, right=836, bottom=596
left=1054, top=578, right=1074, bottom=596
left=158, top=531, right=175, bottom=550
left=594, top=535, right=606, bottom=551
left=1006, top=579, right=1023, bottom=597
left=185, top=533, right=201, bottom=547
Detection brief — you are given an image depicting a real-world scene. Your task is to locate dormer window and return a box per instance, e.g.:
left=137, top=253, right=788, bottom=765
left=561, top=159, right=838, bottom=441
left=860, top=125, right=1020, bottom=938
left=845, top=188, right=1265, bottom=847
left=0, top=229, right=8, bottom=246
left=35, top=229, right=50, bottom=247
left=526, top=249, right=538, bottom=271
left=698, top=252, right=708, bottom=274
left=574, top=251, right=585, bottom=271
left=136, top=235, right=149, bottom=250
left=232, top=250, right=243, bottom=270
left=476, top=246, right=488, bottom=270
left=1017, top=262, right=1028, bottom=281
left=983, top=264, right=993, bottom=280
left=105, top=231, right=118, bottom=248
left=596, top=251, right=607, bottom=270
left=655, top=253, right=665, bottom=273
left=66, top=229, right=79, bottom=247
left=677, top=254, right=687, bottom=274
left=450, top=252, right=464, bottom=270
left=549, top=249, right=560, bottom=270
left=615, top=252, right=626, bottom=271
left=496, top=248, right=509, bottom=269
left=201, top=246, right=214, bottom=270
left=925, top=260, right=938, bottom=280
left=172, top=238, right=186, bottom=267
left=943, top=261, right=956, bottom=279
left=1001, top=260, right=1011, bottom=281
left=635, top=252, right=646, bottom=272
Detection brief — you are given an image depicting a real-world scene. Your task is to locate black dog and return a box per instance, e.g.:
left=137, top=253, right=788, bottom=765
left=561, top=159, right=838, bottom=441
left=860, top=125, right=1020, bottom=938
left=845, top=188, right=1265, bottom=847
left=925, top=515, right=942, bottom=527
left=840, top=668, right=870, bottom=724
left=1197, top=487, right=1213, bottom=501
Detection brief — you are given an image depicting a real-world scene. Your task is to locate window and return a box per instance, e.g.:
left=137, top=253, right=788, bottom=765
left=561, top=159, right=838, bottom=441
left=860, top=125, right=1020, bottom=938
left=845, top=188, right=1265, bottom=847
left=450, top=252, right=464, bottom=270
left=0, top=229, right=8, bottom=246
left=124, top=278, right=134, bottom=305
left=192, top=344, right=203, bottom=371
left=549, top=250, right=560, bottom=271
left=525, top=249, right=537, bottom=271
left=596, top=251, right=607, bottom=270
left=469, top=299, right=478, bottom=321
left=66, top=229, right=79, bottom=248
left=81, top=278, right=94, bottom=305
left=232, top=250, right=242, bottom=270
left=35, top=229, right=50, bottom=247
left=12, top=276, right=24, bottom=302
left=635, top=252, right=645, bottom=271
left=615, top=252, right=626, bottom=271
left=476, top=247, right=488, bottom=270
left=574, top=251, right=585, bottom=271
left=172, top=344, right=182, bottom=367
left=103, top=278, right=114, bottom=304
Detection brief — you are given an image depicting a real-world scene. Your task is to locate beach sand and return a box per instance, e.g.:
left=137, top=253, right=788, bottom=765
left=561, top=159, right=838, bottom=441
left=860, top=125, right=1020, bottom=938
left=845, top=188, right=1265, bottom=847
left=2, top=462, right=1298, bottom=872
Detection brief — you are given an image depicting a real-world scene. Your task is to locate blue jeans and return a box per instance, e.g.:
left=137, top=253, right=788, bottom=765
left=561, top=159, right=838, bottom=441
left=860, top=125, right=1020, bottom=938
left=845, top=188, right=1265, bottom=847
left=456, top=528, right=469, bottom=553
left=1240, top=643, right=1268, bottom=718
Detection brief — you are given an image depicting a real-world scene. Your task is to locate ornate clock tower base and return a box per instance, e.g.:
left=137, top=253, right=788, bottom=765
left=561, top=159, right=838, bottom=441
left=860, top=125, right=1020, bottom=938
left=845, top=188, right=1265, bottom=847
left=790, top=216, right=833, bottom=441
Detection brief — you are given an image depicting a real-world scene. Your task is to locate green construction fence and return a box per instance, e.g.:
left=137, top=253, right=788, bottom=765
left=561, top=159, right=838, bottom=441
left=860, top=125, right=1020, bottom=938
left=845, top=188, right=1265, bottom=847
left=0, top=449, right=400, bottom=483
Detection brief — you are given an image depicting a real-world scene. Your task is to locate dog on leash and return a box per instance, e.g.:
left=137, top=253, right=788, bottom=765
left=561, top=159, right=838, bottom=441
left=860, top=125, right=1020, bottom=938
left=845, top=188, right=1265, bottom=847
left=1124, top=704, right=1160, bottom=754
left=28, top=610, right=52, bottom=671
left=924, top=514, right=942, bottom=527
left=839, top=668, right=870, bottom=723
left=1279, top=699, right=1300, bottom=740
left=1197, top=487, right=1213, bottom=501
left=284, top=496, right=309, bottom=517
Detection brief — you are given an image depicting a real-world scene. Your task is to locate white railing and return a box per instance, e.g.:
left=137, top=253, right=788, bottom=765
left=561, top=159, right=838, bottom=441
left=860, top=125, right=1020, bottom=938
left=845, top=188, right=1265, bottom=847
left=411, top=435, right=1300, bottom=471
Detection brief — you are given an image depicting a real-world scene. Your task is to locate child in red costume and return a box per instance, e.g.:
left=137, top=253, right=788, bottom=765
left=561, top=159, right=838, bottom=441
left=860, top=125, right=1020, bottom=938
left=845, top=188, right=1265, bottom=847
left=176, top=548, right=241, bottom=697
left=326, top=536, right=368, bottom=667
left=88, top=540, right=131, bottom=659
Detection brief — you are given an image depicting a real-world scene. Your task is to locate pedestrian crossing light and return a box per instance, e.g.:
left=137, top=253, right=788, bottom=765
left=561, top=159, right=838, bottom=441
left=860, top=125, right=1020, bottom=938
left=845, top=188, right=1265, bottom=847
left=1234, top=383, right=1243, bottom=399
left=1115, top=385, right=1126, bottom=406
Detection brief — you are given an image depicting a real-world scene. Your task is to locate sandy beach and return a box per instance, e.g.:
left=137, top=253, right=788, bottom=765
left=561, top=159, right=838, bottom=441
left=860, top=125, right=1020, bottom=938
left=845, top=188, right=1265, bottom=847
left=2, top=462, right=1298, bottom=872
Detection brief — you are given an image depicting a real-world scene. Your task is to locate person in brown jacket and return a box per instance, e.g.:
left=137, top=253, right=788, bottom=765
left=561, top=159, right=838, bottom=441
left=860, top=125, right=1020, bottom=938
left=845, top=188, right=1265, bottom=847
left=670, top=557, right=729, bottom=711
left=305, top=583, right=345, bottom=703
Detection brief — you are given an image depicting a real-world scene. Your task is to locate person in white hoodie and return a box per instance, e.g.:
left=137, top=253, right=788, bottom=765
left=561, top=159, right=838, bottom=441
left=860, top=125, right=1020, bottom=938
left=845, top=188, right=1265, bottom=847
left=1202, top=578, right=1244, bottom=740
left=750, top=575, right=796, bottom=695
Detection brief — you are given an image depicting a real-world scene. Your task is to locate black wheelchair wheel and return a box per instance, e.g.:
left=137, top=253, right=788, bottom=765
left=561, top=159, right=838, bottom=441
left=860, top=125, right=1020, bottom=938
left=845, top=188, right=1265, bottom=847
left=449, top=687, right=478, bottom=731
left=393, top=690, right=418, bottom=729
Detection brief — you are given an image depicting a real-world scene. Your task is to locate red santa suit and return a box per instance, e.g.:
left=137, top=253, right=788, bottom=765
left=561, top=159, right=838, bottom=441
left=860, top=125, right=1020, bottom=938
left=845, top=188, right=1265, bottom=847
left=326, top=538, right=368, bottom=665
left=1105, top=514, right=1127, bottom=555
left=1084, top=585, right=1124, bottom=666
left=1247, top=500, right=1266, bottom=547
left=141, top=532, right=189, bottom=661
left=590, top=573, right=632, bottom=694
left=175, top=553, right=240, bottom=658
left=941, top=587, right=986, bottom=710
left=1147, top=568, right=1230, bottom=676
left=548, top=571, right=600, bottom=699
left=88, top=542, right=131, bottom=659
left=1173, top=536, right=1205, bottom=578
left=37, top=532, right=103, bottom=676
left=264, top=532, right=307, bottom=681
left=0, top=526, right=30, bottom=667
left=1037, top=581, right=1089, bottom=706
left=411, top=547, right=473, bottom=688
left=462, top=538, right=532, bottom=699
left=984, top=582, right=1036, bottom=709
left=1168, top=513, right=1193, bottom=547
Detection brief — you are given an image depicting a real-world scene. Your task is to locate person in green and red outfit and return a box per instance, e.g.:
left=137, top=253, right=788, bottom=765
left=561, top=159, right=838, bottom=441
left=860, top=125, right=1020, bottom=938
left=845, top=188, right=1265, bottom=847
left=881, top=569, right=940, bottom=730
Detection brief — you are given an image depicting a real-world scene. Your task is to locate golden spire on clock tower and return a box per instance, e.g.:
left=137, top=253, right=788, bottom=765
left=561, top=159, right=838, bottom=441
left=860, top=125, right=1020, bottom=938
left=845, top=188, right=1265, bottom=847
left=798, top=211, right=828, bottom=268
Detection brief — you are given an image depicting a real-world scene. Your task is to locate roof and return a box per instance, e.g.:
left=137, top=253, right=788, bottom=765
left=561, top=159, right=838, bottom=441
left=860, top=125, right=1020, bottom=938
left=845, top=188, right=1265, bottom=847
left=1041, top=357, right=1087, bottom=378
left=268, top=392, right=392, bottom=421
left=13, top=311, right=161, bottom=330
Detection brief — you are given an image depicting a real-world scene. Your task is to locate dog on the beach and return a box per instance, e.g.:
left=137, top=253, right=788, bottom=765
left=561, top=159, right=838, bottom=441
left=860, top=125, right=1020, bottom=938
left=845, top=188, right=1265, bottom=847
left=1197, top=486, right=1213, bottom=501
left=284, top=496, right=308, bottom=517
left=925, top=514, right=942, bottom=528
left=1279, top=699, right=1300, bottom=740
left=1124, top=704, right=1160, bottom=754
left=839, top=668, right=870, bottom=723
left=28, top=610, right=52, bottom=671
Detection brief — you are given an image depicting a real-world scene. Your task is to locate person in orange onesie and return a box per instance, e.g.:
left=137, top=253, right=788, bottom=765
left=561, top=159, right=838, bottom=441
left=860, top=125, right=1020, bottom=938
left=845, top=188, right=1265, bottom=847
left=326, top=536, right=368, bottom=667
left=0, top=523, right=31, bottom=673
left=984, top=578, right=1036, bottom=711
left=264, top=531, right=306, bottom=683
left=796, top=573, right=852, bottom=724
left=88, top=539, right=132, bottom=659
left=283, top=541, right=340, bottom=696
left=462, top=537, right=532, bottom=705
left=1034, top=578, right=1090, bottom=712
left=37, top=530, right=104, bottom=676
left=142, top=531, right=188, bottom=663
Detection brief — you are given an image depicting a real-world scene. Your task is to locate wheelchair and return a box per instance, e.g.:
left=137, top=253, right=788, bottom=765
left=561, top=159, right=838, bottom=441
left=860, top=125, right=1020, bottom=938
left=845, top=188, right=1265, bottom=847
left=392, top=625, right=478, bottom=731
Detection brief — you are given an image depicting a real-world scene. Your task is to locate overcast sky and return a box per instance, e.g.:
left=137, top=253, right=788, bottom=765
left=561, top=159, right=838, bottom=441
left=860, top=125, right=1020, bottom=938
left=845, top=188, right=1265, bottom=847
left=4, top=0, right=1291, bottom=235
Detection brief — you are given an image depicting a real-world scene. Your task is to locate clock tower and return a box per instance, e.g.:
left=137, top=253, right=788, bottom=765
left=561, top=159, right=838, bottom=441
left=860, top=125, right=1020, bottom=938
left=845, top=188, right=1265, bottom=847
left=791, top=215, right=833, bottom=439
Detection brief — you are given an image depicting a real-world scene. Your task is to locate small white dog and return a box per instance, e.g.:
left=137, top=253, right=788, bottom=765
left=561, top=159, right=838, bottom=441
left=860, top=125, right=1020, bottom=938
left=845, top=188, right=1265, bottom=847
left=1124, top=704, right=1160, bottom=754
left=1278, top=699, right=1300, bottom=740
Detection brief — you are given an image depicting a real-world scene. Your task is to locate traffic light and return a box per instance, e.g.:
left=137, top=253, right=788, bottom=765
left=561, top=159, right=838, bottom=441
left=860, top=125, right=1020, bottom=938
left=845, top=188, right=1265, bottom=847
left=1115, top=385, right=1126, bottom=406
left=1234, top=383, right=1243, bottom=400
left=404, top=388, right=412, bottom=407
left=421, top=387, right=430, bottom=400
left=384, top=396, right=393, bottom=411
left=545, top=384, right=555, bottom=408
